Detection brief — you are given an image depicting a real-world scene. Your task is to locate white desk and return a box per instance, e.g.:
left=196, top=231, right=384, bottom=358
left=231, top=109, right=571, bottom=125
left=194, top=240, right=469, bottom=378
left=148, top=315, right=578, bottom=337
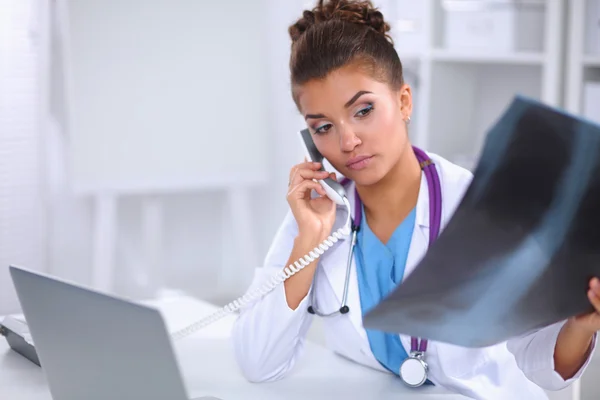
left=0, top=292, right=468, bottom=400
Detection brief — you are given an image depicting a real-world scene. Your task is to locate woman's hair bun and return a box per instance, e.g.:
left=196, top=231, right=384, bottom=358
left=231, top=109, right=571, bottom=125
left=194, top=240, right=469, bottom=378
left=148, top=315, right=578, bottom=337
left=289, top=0, right=391, bottom=43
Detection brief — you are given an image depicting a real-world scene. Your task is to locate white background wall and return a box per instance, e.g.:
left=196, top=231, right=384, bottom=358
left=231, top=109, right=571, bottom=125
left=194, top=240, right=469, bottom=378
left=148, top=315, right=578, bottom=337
left=0, top=1, right=599, bottom=398
left=0, top=0, right=313, bottom=311
left=0, top=0, right=46, bottom=314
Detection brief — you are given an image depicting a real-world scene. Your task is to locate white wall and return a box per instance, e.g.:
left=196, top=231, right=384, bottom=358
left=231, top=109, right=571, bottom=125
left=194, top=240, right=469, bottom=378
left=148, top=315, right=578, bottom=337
left=0, top=0, right=47, bottom=314
left=65, top=0, right=270, bottom=194
left=0, top=0, right=310, bottom=314
left=40, top=0, right=312, bottom=308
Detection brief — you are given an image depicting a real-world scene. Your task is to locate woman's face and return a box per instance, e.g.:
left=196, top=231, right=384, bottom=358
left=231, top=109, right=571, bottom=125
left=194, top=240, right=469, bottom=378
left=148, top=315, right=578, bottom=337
left=296, top=64, right=413, bottom=186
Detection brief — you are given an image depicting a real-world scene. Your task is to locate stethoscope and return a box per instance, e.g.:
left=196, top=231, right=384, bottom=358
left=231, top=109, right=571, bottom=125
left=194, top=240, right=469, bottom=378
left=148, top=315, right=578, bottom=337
left=307, top=146, right=443, bottom=387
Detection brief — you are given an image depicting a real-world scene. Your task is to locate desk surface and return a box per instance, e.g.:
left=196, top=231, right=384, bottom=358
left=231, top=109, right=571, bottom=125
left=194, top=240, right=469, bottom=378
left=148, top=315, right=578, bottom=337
left=1, top=291, right=468, bottom=400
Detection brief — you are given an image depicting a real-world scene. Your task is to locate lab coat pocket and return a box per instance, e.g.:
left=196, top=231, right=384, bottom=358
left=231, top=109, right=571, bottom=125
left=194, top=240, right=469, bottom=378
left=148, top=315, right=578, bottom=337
left=436, top=342, right=490, bottom=379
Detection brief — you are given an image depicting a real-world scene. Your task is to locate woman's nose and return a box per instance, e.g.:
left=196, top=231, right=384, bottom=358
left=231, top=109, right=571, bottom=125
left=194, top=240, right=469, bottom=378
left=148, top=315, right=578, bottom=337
left=339, top=127, right=361, bottom=152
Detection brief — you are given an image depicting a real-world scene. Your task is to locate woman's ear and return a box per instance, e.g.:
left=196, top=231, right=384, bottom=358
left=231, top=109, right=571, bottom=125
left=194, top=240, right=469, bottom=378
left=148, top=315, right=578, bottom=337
left=398, top=84, right=413, bottom=122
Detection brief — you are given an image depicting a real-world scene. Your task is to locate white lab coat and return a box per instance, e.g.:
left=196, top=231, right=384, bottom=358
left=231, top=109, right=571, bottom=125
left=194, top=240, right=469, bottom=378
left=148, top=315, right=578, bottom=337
left=232, top=152, right=597, bottom=399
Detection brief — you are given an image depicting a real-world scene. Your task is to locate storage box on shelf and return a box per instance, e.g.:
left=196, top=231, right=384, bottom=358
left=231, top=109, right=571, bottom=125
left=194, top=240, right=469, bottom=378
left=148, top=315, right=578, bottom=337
left=387, top=0, right=429, bottom=56
left=441, top=0, right=545, bottom=53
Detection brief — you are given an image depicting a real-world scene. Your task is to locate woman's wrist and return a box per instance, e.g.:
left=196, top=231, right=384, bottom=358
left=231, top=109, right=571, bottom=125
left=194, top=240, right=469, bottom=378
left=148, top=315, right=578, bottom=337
left=566, top=316, right=598, bottom=337
left=296, top=230, right=329, bottom=248
left=294, top=236, right=322, bottom=252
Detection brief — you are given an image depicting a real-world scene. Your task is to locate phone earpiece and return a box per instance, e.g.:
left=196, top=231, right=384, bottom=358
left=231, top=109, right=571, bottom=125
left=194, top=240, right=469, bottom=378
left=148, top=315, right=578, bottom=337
left=298, top=129, right=348, bottom=206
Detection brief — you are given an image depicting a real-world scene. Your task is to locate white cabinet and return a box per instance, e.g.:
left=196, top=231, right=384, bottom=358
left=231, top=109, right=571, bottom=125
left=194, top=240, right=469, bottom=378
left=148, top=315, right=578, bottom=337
left=378, top=0, right=562, bottom=171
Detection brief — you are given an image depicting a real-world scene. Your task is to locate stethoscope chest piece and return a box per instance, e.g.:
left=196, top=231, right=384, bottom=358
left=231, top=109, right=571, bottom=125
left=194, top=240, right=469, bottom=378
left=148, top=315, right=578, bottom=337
left=399, top=351, right=429, bottom=388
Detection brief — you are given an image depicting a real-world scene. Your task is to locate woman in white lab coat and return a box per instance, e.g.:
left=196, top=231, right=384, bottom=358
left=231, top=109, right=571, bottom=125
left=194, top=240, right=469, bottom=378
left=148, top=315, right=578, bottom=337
left=232, top=1, right=600, bottom=398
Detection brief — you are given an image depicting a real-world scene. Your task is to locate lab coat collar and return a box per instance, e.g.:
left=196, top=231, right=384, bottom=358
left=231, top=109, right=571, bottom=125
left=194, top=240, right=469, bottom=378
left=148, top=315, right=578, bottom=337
left=321, top=173, right=433, bottom=345
left=342, top=172, right=431, bottom=234
left=415, top=171, right=431, bottom=229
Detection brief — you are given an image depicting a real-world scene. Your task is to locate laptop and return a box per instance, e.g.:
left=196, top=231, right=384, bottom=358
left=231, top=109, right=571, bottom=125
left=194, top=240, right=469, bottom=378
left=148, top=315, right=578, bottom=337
left=9, top=265, right=219, bottom=400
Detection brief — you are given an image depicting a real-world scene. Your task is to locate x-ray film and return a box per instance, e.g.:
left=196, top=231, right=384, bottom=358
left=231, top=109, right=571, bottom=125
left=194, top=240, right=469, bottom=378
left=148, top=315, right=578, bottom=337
left=363, top=95, right=600, bottom=347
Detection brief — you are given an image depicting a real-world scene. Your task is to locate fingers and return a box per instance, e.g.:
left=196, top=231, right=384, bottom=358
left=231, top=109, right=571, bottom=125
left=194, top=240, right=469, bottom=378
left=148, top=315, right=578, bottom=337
left=295, top=169, right=330, bottom=184
left=287, top=179, right=326, bottom=199
left=590, top=277, right=600, bottom=293
left=588, top=289, right=600, bottom=313
left=589, top=278, right=600, bottom=312
left=289, top=161, right=322, bottom=180
left=289, top=162, right=329, bottom=188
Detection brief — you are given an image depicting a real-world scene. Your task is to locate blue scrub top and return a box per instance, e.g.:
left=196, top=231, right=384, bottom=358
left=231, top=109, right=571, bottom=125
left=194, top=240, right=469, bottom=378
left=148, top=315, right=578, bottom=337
left=355, top=203, right=416, bottom=375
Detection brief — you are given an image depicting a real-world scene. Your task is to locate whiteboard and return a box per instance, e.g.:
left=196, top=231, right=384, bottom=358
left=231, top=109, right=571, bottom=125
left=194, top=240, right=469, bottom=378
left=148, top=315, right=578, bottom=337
left=62, top=0, right=270, bottom=194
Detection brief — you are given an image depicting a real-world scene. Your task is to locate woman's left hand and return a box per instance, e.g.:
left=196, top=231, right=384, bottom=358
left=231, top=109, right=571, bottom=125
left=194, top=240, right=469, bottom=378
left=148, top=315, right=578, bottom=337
left=553, top=277, right=600, bottom=379
left=570, top=277, right=600, bottom=333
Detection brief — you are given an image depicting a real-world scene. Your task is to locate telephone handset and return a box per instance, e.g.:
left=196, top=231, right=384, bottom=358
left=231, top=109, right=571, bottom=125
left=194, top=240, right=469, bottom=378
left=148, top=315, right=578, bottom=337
left=169, top=130, right=352, bottom=341
left=298, top=128, right=348, bottom=206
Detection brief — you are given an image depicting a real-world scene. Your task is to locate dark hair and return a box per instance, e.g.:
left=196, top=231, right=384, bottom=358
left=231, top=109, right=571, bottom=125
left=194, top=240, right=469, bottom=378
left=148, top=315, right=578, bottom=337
left=288, top=0, right=404, bottom=104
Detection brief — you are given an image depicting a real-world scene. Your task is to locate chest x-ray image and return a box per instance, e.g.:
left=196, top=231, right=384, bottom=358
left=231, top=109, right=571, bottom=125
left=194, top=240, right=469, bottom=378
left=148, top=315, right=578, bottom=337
left=363, top=95, right=600, bottom=348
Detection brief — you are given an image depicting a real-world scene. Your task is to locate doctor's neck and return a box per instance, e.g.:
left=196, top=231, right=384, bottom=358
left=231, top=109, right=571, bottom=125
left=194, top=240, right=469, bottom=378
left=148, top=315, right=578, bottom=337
left=355, top=142, right=421, bottom=234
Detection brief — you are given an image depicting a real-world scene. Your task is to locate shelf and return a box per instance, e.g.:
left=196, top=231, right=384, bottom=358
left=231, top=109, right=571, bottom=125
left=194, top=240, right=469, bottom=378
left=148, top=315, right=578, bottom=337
left=583, top=55, right=600, bottom=67
left=430, top=49, right=545, bottom=66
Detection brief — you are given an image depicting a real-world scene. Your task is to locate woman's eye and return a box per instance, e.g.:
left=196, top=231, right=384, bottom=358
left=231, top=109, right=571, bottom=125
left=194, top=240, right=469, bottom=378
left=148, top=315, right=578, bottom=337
left=315, top=124, right=332, bottom=134
left=356, top=104, right=374, bottom=117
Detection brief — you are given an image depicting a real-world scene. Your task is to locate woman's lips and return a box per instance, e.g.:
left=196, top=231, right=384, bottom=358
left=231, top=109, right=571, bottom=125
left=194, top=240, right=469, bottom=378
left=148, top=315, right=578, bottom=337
left=346, top=155, right=373, bottom=170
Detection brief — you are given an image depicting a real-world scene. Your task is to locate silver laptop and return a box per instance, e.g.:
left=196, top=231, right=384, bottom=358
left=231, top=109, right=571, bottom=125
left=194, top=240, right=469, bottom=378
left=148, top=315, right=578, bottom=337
left=9, top=265, right=218, bottom=400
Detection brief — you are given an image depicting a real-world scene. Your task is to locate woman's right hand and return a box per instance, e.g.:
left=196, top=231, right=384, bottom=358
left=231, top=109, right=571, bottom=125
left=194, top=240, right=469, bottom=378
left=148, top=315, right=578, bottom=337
left=287, top=161, right=338, bottom=242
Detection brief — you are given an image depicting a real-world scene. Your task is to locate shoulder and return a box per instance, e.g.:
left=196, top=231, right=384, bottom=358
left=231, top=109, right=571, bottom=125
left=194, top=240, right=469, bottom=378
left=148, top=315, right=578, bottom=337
left=427, top=151, right=474, bottom=220
left=429, top=152, right=473, bottom=191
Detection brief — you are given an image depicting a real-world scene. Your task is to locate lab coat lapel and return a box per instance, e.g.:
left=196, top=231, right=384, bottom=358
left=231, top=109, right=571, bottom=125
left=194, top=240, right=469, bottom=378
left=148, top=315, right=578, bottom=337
left=404, top=173, right=431, bottom=279
left=321, top=238, right=370, bottom=344
left=320, top=174, right=433, bottom=345
left=319, top=183, right=370, bottom=344
left=319, top=183, right=357, bottom=307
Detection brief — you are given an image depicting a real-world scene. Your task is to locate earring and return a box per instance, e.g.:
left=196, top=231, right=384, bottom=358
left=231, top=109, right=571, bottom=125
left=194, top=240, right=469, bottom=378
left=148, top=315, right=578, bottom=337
left=406, top=116, right=411, bottom=125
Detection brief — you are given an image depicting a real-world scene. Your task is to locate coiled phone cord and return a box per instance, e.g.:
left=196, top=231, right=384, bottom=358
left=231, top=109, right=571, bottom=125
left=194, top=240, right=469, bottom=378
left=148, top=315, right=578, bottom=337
left=170, top=198, right=352, bottom=341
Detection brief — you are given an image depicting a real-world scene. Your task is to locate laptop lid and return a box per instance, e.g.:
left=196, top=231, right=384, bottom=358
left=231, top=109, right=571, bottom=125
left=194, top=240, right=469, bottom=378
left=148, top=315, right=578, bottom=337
left=9, top=265, right=190, bottom=400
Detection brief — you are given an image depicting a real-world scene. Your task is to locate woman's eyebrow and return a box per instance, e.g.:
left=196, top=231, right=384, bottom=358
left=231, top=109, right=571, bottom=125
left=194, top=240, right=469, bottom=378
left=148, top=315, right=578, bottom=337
left=344, top=90, right=372, bottom=108
left=305, top=90, right=373, bottom=120
left=305, top=113, right=326, bottom=120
